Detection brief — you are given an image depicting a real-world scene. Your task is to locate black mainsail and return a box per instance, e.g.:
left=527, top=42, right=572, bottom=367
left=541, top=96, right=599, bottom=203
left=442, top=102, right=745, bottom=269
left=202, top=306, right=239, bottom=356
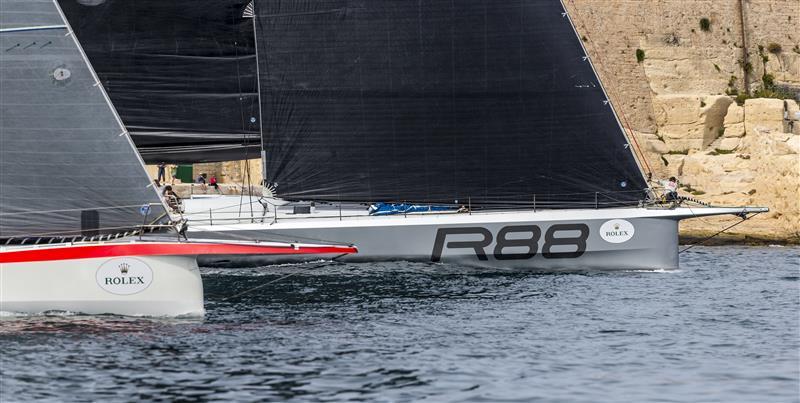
left=253, top=0, right=647, bottom=206
left=57, top=0, right=260, bottom=163
left=0, top=0, right=167, bottom=239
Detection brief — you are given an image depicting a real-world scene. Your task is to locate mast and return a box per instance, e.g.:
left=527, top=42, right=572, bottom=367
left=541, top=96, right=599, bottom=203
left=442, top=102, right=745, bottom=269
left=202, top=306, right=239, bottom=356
left=248, top=0, right=268, bottom=184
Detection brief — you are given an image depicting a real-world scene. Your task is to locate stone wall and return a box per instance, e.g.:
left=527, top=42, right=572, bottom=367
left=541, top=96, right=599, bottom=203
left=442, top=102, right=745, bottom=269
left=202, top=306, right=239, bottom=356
left=565, top=0, right=800, bottom=242
left=147, top=159, right=263, bottom=186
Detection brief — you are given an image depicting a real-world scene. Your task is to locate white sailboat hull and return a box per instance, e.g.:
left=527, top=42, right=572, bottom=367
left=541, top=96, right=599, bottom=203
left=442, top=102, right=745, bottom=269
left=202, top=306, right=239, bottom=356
left=186, top=197, right=766, bottom=271
left=0, top=240, right=357, bottom=316
left=1, top=254, right=204, bottom=317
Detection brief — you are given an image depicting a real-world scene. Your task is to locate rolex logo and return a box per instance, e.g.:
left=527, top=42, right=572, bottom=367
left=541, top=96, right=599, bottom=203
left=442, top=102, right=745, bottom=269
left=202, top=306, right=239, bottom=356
left=600, top=220, right=635, bottom=244
left=118, top=262, right=130, bottom=275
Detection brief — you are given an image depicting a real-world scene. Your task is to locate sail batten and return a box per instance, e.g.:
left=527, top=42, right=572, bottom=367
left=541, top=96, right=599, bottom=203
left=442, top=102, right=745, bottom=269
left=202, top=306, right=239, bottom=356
left=253, top=0, right=647, bottom=206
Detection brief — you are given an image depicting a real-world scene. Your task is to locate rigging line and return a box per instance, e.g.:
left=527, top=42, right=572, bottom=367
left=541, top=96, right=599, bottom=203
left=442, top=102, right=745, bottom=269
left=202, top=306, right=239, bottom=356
left=189, top=221, right=352, bottom=247
left=685, top=201, right=728, bottom=225
left=216, top=254, right=349, bottom=301
left=230, top=9, right=256, bottom=217
left=565, top=0, right=653, bottom=177
left=679, top=211, right=761, bottom=254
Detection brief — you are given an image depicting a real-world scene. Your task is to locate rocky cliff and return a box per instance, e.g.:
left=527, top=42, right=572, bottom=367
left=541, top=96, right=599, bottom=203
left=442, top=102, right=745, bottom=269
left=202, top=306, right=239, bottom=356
left=565, top=0, right=800, bottom=243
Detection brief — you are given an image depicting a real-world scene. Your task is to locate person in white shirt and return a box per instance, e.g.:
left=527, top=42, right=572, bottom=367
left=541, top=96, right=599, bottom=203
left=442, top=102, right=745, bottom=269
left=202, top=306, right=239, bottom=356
left=660, top=176, right=678, bottom=201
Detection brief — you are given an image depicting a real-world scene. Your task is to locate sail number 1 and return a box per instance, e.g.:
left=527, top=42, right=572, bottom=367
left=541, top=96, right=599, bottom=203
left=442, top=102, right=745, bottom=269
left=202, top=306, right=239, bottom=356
left=431, top=224, right=589, bottom=261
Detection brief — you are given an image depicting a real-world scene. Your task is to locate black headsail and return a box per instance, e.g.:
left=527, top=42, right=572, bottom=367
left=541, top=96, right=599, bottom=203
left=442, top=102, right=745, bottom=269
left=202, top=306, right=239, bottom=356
left=0, top=0, right=167, bottom=240
left=253, top=0, right=647, bottom=207
left=57, top=0, right=260, bottom=164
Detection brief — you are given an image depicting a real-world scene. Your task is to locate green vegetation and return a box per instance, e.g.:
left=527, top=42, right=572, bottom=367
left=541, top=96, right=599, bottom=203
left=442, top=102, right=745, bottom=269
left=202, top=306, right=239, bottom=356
left=733, top=87, right=793, bottom=106
left=737, top=44, right=795, bottom=101
left=757, top=45, right=769, bottom=68
left=636, top=48, right=645, bottom=63
left=762, top=73, right=775, bottom=88
left=726, top=75, right=740, bottom=96
left=699, top=18, right=711, bottom=32
left=752, top=86, right=794, bottom=100
left=735, top=93, right=748, bottom=105
left=680, top=183, right=705, bottom=195
left=666, top=149, right=689, bottom=155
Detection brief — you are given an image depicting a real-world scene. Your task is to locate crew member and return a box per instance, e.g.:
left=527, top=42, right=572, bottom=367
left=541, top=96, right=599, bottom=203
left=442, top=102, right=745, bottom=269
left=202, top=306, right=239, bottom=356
left=157, top=162, right=166, bottom=183
left=661, top=176, right=679, bottom=202
left=162, top=185, right=182, bottom=212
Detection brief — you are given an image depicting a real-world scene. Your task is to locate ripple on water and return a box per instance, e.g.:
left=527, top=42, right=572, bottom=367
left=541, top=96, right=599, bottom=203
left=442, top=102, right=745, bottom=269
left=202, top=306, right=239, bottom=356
left=1, top=246, right=798, bottom=402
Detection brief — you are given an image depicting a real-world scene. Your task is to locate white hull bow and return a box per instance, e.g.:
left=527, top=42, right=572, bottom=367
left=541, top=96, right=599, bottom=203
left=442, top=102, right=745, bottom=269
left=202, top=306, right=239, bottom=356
left=0, top=240, right=357, bottom=316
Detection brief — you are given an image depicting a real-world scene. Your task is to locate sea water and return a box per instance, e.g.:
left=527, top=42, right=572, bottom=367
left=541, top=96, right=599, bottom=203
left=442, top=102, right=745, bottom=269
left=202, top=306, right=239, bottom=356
left=1, top=246, right=798, bottom=402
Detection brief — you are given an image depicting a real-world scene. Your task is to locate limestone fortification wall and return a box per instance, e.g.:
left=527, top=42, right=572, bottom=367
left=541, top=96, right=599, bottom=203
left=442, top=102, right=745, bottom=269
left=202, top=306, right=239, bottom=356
left=565, top=0, right=800, bottom=243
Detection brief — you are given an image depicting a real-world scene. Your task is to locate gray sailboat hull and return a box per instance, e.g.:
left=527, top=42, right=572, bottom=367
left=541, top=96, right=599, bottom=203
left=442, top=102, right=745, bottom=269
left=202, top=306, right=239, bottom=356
left=187, top=201, right=765, bottom=270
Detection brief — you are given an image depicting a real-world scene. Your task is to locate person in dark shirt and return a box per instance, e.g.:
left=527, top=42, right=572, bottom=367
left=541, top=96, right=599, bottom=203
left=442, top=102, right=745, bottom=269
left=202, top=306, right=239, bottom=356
left=157, top=162, right=166, bottom=183
left=162, top=185, right=182, bottom=211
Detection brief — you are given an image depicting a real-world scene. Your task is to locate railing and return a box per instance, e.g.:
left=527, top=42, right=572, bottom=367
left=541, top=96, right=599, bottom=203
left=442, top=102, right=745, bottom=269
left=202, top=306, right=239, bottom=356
left=185, top=188, right=694, bottom=227
left=0, top=223, right=176, bottom=246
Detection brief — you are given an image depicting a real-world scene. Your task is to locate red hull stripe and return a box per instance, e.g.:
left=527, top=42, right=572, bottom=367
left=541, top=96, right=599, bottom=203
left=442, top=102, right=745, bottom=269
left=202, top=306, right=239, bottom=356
left=0, top=242, right=357, bottom=264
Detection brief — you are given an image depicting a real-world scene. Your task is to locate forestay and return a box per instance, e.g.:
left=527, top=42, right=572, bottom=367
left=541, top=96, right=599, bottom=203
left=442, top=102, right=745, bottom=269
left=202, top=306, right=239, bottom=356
left=0, top=0, right=167, bottom=239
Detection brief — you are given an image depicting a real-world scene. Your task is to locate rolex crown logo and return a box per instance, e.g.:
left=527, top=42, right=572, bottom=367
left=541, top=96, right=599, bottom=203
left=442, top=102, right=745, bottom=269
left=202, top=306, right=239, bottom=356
left=119, top=262, right=130, bottom=275
left=614, top=224, right=620, bottom=230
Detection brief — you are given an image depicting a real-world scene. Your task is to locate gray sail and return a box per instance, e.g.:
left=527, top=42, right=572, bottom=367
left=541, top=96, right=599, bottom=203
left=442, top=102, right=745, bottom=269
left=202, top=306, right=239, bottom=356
left=0, top=0, right=167, bottom=240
